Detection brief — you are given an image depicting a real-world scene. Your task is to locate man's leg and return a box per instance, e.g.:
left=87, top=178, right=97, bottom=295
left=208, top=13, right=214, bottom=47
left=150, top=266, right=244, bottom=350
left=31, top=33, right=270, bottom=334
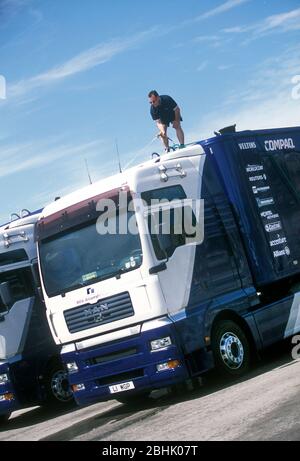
left=156, top=122, right=169, bottom=150
left=172, top=120, right=185, bottom=146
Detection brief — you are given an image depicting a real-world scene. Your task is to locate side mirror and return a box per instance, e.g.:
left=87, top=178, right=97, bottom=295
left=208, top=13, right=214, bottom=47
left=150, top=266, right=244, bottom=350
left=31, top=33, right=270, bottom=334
left=0, top=282, right=13, bottom=309
left=149, top=262, right=167, bottom=275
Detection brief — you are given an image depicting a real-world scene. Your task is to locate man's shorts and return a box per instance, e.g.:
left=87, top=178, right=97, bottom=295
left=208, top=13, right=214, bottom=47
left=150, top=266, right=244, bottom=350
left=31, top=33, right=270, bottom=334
left=160, top=115, right=183, bottom=127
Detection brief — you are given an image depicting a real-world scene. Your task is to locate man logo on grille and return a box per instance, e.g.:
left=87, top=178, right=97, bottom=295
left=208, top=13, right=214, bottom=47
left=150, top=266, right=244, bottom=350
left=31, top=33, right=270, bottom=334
left=84, top=303, right=109, bottom=323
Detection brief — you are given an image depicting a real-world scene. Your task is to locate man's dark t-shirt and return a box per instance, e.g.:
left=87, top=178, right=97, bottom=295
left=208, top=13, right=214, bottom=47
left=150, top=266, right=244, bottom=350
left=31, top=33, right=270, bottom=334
left=150, top=95, right=182, bottom=125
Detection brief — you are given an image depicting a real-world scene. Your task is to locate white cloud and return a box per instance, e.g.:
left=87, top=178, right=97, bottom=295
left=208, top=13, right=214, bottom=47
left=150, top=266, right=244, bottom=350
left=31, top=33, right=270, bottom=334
left=187, top=46, right=300, bottom=140
left=8, top=28, right=157, bottom=98
left=193, top=35, right=220, bottom=42
left=194, top=0, right=250, bottom=21
left=197, top=61, right=208, bottom=72
left=218, top=64, right=233, bottom=71
left=193, top=35, right=224, bottom=48
left=223, top=7, right=300, bottom=41
left=0, top=0, right=32, bottom=14
left=0, top=137, right=105, bottom=178
left=5, top=2, right=251, bottom=100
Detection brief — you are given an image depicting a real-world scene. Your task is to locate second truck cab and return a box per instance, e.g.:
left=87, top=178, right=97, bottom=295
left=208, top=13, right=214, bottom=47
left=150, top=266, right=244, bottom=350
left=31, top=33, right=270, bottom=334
left=0, top=211, right=72, bottom=423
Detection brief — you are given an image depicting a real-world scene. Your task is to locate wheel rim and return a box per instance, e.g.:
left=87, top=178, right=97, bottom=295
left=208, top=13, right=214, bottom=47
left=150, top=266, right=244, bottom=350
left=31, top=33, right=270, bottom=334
left=219, top=331, right=244, bottom=370
left=50, top=370, right=72, bottom=402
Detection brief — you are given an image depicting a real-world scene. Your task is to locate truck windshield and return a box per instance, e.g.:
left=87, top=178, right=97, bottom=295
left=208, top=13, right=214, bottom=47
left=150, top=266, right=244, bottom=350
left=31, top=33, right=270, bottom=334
left=39, top=211, right=143, bottom=297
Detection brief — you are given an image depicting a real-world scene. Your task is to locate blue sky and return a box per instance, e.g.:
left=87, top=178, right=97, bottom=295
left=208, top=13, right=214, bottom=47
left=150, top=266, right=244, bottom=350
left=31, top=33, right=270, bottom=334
left=0, top=0, right=300, bottom=223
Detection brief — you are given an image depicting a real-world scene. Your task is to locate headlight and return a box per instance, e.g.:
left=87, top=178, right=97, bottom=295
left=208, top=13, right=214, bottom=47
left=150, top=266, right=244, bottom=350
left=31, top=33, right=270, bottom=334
left=150, top=336, right=172, bottom=351
left=0, top=393, right=14, bottom=401
left=0, top=374, right=9, bottom=385
left=156, top=360, right=180, bottom=372
left=66, top=362, right=78, bottom=374
left=71, top=383, right=85, bottom=392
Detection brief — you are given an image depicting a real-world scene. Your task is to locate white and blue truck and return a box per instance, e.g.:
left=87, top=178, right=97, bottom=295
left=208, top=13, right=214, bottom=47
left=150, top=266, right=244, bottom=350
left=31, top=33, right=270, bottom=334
left=35, top=125, right=300, bottom=406
left=0, top=210, right=72, bottom=423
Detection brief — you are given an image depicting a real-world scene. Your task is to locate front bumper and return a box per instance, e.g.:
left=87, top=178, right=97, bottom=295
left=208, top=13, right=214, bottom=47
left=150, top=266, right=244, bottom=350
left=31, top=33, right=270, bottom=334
left=62, top=319, right=189, bottom=406
left=0, top=364, right=19, bottom=416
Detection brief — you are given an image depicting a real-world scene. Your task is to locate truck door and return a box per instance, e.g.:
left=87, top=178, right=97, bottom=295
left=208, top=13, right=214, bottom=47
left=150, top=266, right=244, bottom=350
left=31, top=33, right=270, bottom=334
left=142, top=155, right=205, bottom=314
left=0, top=268, right=35, bottom=360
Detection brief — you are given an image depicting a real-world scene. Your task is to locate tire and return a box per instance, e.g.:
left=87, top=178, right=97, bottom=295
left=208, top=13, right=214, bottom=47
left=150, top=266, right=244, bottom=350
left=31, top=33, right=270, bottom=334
left=44, top=362, right=73, bottom=406
left=212, top=320, right=251, bottom=378
left=0, top=413, right=11, bottom=425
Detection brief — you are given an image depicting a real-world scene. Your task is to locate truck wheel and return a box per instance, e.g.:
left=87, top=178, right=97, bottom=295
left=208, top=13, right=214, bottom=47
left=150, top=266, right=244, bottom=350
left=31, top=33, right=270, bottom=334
left=212, top=320, right=251, bottom=377
left=0, top=413, right=11, bottom=425
left=44, top=363, right=73, bottom=406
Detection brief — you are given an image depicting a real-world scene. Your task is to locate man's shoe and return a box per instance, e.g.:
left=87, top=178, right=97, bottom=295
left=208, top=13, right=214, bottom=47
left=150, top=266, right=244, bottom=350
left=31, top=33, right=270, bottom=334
left=179, top=144, right=185, bottom=149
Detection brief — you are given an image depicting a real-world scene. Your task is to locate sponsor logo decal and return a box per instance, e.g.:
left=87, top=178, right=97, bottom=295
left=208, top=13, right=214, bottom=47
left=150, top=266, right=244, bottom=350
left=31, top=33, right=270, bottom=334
left=265, top=221, right=282, bottom=233
left=249, top=174, right=267, bottom=182
left=270, top=237, right=287, bottom=247
left=246, top=164, right=264, bottom=172
left=256, top=197, right=275, bottom=208
left=273, top=246, right=290, bottom=258
left=252, top=185, right=270, bottom=194
left=265, top=138, right=295, bottom=151
left=260, top=211, right=280, bottom=220
left=239, top=142, right=257, bottom=150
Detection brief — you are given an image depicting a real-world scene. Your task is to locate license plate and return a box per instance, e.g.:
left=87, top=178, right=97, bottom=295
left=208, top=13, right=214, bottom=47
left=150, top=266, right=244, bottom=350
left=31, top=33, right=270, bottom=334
left=109, top=381, right=135, bottom=394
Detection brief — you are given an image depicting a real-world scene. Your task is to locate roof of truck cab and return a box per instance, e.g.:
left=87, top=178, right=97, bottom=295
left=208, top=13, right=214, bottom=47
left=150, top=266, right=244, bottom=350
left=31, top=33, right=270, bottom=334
left=201, top=125, right=300, bottom=145
left=40, top=143, right=205, bottom=219
left=0, top=212, right=41, bottom=260
left=0, top=210, right=42, bottom=232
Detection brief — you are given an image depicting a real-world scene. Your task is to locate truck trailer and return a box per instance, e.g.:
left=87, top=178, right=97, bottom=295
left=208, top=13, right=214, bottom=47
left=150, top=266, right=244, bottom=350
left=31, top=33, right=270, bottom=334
left=35, top=126, right=300, bottom=406
left=0, top=211, right=72, bottom=423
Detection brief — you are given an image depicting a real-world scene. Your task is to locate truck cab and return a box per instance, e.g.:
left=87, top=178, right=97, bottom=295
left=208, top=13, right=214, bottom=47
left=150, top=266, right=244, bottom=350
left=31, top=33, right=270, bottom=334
left=36, top=145, right=255, bottom=404
left=36, top=127, right=300, bottom=406
left=0, top=211, right=72, bottom=423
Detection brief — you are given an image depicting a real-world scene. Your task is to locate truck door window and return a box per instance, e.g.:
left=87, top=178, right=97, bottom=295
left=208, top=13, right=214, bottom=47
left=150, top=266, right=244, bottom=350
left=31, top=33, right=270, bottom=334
left=142, top=185, right=197, bottom=260
left=0, top=249, right=28, bottom=267
left=148, top=205, right=197, bottom=260
left=0, top=268, right=34, bottom=310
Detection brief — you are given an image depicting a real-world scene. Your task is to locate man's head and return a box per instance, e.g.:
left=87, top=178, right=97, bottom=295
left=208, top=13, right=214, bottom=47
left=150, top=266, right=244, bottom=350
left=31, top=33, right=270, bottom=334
left=148, top=90, right=160, bottom=107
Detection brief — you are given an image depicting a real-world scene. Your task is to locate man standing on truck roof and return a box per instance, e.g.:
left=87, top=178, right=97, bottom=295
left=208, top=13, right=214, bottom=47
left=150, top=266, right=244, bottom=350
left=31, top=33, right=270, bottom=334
left=148, top=90, right=185, bottom=152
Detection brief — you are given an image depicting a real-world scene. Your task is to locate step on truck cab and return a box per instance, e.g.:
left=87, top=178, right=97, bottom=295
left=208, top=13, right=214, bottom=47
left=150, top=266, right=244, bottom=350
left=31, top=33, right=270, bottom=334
left=36, top=126, right=300, bottom=406
left=0, top=211, right=72, bottom=424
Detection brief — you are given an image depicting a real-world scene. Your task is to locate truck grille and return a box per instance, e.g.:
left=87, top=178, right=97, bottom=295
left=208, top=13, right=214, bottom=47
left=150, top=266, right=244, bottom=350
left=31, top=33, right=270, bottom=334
left=64, top=291, right=134, bottom=334
left=86, top=347, right=137, bottom=366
